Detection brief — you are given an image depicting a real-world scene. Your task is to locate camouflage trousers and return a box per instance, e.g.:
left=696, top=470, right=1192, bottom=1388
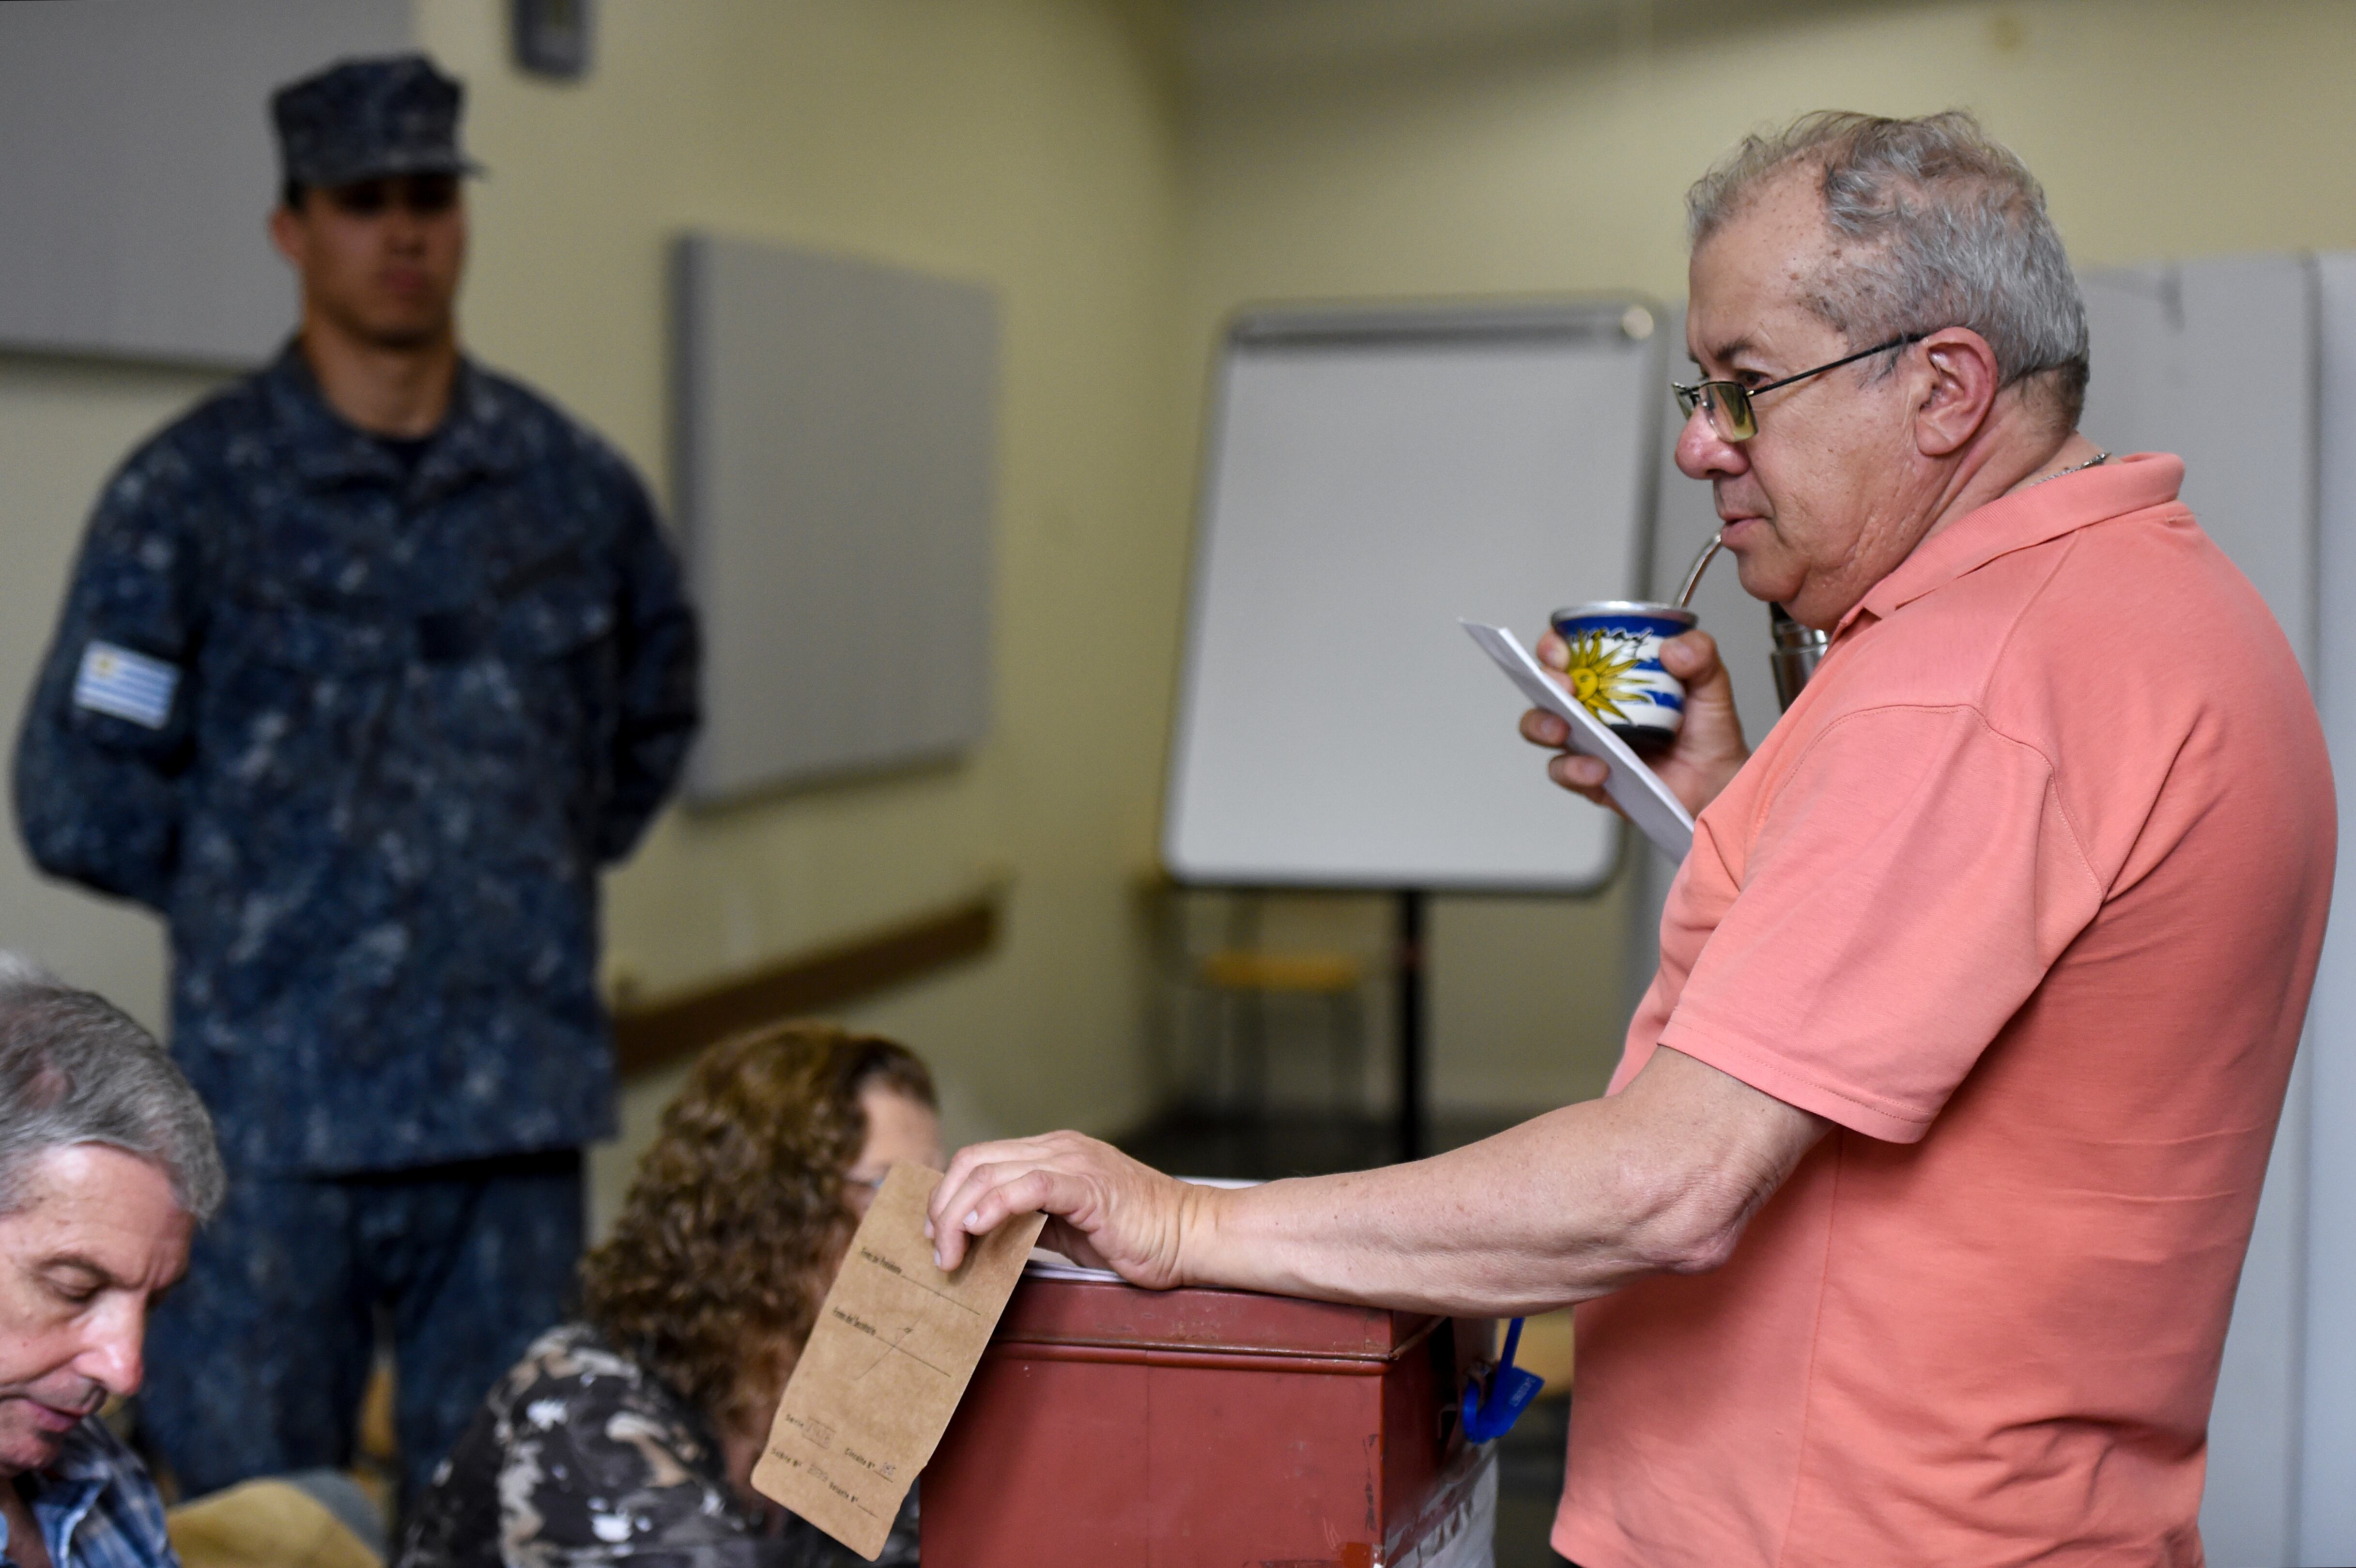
left=140, top=1151, right=583, bottom=1506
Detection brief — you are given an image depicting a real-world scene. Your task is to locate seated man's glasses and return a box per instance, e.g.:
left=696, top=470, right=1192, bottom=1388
left=1672, top=333, right=1925, bottom=443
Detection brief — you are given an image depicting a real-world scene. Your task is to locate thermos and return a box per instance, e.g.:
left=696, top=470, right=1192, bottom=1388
left=1654, top=538, right=1832, bottom=716
left=1768, top=603, right=1830, bottom=711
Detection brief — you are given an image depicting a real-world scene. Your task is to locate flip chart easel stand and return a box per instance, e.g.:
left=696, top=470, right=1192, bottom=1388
left=1395, top=890, right=1428, bottom=1161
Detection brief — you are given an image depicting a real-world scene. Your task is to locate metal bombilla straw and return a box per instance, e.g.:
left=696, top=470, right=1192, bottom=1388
left=1673, top=535, right=1828, bottom=712
left=1673, top=536, right=1722, bottom=610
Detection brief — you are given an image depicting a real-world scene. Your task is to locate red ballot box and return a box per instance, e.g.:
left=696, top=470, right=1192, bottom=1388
left=922, top=1262, right=1498, bottom=1566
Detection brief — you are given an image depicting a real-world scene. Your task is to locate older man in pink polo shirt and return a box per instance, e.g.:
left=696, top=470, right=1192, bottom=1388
left=929, top=111, right=2335, bottom=1565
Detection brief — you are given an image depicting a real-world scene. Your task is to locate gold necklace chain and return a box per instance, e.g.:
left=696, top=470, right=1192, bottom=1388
left=2029, top=449, right=2110, bottom=487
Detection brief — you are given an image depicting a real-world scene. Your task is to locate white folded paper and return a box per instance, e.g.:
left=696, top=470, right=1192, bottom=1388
left=1461, top=620, right=1695, bottom=863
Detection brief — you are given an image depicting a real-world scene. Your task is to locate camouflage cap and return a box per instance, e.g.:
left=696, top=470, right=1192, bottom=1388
left=271, top=53, right=483, bottom=190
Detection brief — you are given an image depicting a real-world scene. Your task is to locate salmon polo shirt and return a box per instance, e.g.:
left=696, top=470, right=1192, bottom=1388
left=1553, top=454, right=2336, bottom=1568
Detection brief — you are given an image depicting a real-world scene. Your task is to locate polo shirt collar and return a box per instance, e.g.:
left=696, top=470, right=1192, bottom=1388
left=1837, top=452, right=2187, bottom=636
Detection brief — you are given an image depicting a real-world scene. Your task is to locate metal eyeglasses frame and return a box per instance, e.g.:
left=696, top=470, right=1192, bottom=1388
left=1672, top=333, right=1925, bottom=442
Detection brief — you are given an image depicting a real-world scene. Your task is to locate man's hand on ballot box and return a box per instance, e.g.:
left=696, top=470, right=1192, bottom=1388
left=924, top=1131, right=1197, bottom=1288
left=926, top=1049, right=1829, bottom=1317
left=1520, top=626, right=1751, bottom=818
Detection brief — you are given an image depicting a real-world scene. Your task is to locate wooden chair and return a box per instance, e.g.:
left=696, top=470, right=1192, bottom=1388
left=1185, top=896, right=1368, bottom=1118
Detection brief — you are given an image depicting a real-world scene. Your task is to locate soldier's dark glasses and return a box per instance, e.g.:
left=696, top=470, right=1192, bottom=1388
left=325, top=174, right=462, bottom=218
left=1672, top=333, right=1925, bottom=443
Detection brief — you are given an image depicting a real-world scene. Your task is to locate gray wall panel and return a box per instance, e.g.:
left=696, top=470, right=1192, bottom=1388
left=673, top=234, right=999, bottom=803
left=0, top=0, right=410, bottom=365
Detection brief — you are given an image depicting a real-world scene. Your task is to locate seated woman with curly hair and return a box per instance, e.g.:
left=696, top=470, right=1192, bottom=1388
left=396, top=1021, right=942, bottom=1568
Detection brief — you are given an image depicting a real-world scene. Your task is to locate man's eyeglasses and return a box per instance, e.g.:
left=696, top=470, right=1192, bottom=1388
left=1672, top=334, right=1925, bottom=443
left=324, top=174, right=462, bottom=219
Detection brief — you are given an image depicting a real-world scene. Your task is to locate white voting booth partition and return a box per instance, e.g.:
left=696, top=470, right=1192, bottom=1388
left=2298, top=255, right=2356, bottom=1568
left=2077, top=257, right=2321, bottom=1568
left=2058, top=256, right=2356, bottom=1568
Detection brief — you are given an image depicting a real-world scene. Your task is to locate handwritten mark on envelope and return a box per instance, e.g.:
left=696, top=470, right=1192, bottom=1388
left=752, top=1162, right=1047, bottom=1559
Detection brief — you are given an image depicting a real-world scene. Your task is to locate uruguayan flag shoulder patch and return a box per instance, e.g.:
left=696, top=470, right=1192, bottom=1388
left=73, top=640, right=180, bottom=729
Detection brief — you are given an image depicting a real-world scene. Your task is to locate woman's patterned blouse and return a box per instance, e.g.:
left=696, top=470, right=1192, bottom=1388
left=395, top=1323, right=919, bottom=1568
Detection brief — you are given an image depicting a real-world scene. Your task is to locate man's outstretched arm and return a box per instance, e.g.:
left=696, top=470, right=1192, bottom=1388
left=926, top=1045, right=1828, bottom=1318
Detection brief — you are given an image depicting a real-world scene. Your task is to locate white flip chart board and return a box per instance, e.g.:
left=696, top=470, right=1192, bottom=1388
left=1163, top=302, right=1664, bottom=891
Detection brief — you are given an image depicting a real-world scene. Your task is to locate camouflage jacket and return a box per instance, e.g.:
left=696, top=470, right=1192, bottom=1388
left=397, top=1323, right=918, bottom=1568
left=12, top=346, right=700, bottom=1174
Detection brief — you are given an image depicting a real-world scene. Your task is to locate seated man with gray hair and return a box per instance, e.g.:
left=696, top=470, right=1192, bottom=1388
left=0, top=953, right=222, bottom=1568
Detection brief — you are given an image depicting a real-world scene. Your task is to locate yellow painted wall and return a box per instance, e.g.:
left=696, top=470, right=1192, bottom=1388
left=406, top=0, right=1193, bottom=1213
left=0, top=0, right=1194, bottom=1229
left=1182, top=0, right=2356, bottom=317
left=13, top=0, right=2356, bottom=1204
left=1175, top=0, right=2356, bottom=1114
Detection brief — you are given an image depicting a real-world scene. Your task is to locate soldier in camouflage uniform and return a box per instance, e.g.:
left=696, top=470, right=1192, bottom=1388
left=11, top=55, right=700, bottom=1502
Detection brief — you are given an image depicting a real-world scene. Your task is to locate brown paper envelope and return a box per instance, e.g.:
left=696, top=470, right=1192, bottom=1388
left=752, top=1161, right=1047, bottom=1560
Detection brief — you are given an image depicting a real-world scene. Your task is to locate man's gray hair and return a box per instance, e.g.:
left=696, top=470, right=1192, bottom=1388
left=0, top=953, right=223, bottom=1223
left=1687, top=109, right=2090, bottom=430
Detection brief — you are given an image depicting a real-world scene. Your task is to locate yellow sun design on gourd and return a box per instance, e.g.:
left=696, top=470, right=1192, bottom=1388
left=1560, top=630, right=1648, bottom=721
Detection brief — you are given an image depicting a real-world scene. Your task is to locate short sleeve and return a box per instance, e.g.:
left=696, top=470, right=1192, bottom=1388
left=1658, top=704, right=2103, bottom=1141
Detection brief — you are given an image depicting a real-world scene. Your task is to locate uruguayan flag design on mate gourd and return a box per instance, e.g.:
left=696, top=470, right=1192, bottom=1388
left=1550, top=607, right=1692, bottom=742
